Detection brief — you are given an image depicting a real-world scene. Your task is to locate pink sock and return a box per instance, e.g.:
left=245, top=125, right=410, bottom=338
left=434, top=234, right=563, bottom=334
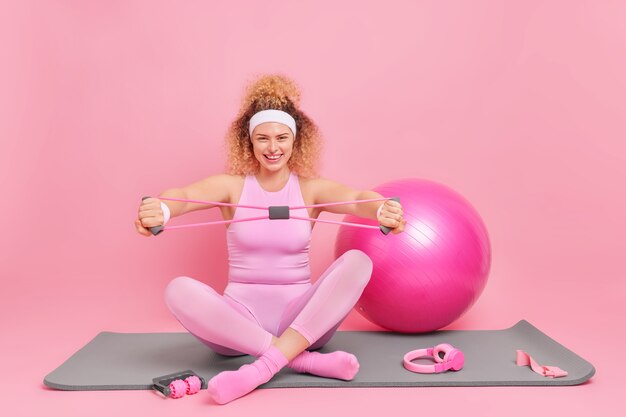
left=207, top=346, right=288, bottom=404
left=288, top=350, right=360, bottom=381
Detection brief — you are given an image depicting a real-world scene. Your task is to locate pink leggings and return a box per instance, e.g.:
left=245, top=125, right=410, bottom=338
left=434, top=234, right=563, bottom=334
left=165, top=249, right=373, bottom=357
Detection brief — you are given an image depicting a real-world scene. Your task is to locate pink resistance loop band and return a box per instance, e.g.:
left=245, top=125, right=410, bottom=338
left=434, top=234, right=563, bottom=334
left=151, top=196, right=398, bottom=234
left=516, top=350, right=568, bottom=378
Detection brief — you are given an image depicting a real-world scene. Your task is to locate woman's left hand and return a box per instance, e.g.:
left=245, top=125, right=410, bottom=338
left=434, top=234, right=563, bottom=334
left=378, top=199, right=407, bottom=234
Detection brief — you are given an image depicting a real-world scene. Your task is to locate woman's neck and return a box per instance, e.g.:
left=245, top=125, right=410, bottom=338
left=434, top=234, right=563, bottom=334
left=256, top=167, right=291, bottom=192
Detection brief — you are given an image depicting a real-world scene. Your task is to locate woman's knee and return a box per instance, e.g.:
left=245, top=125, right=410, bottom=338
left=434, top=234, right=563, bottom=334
left=341, top=249, right=373, bottom=286
left=164, top=276, right=198, bottom=312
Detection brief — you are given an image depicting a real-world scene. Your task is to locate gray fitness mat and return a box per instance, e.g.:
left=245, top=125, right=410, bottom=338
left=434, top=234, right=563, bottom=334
left=44, top=320, right=595, bottom=391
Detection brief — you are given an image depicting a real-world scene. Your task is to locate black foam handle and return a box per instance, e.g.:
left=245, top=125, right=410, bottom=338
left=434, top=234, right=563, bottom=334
left=379, top=197, right=401, bottom=235
left=141, top=196, right=165, bottom=236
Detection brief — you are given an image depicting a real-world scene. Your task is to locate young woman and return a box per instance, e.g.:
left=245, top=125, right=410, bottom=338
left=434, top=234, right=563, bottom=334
left=136, top=74, right=406, bottom=404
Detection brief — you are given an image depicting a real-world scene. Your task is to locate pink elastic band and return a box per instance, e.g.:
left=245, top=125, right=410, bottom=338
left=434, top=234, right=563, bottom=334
left=158, top=195, right=391, bottom=210
left=516, top=350, right=568, bottom=378
left=162, top=216, right=268, bottom=231
left=289, top=216, right=380, bottom=230
left=163, top=215, right=380, bottom=231
left=289, top=197, right=391, bottom=210
left=158, top=196, right=266, bottom=210
left=157, top=196, right=391, bottom=231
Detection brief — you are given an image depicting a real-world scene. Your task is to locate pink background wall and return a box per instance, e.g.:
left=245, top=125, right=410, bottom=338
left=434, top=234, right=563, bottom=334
left=1, top=0, right=625, bottom=416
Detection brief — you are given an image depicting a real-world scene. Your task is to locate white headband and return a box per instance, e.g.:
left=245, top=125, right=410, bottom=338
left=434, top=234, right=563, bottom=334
left=249, top=110, right=297, bottom=138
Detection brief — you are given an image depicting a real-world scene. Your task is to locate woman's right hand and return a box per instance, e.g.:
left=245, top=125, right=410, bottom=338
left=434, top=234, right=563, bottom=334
left=378, top=199, right=407, bottom=235
left=135, top=197, right=164, bottom=236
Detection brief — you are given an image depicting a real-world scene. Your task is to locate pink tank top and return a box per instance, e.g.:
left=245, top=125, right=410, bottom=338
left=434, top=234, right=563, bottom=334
left=227, top=173, right=312, bottom=285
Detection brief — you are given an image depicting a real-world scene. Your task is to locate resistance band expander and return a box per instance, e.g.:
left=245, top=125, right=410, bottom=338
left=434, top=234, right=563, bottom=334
left=142, top=196, right=400, bottom=236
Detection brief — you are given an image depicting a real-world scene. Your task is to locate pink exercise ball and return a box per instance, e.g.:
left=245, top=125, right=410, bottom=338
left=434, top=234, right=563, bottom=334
left=335, top=178, right=491, bottom=333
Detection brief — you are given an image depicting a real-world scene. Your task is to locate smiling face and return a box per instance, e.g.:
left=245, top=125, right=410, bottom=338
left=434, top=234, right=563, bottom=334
left=250, top=122, right=295, bottom=175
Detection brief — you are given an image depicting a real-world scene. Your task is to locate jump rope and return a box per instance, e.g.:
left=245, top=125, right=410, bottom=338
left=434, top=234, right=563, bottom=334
left=142, top=196, right=401, bottom=235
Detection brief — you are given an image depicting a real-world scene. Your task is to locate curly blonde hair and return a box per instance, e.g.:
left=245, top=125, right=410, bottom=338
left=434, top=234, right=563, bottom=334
left=226, top=74, right=322, bottom=178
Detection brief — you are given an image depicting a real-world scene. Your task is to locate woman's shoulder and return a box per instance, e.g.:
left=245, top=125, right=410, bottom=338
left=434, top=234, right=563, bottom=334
left=297, top=175, right=320, bottom=189
left=201, top=173, right=246, bottom=185
left=297, top=176, right=340, bottom=199
left=203, top=173, right=246, bottom=204
left=190, top=173, right=245, bottom=196
left=298, top=176, right=337, bottom=188
left=221, top=173, right=246, bottom=182
left=298, top=175, right=361, bottom=204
